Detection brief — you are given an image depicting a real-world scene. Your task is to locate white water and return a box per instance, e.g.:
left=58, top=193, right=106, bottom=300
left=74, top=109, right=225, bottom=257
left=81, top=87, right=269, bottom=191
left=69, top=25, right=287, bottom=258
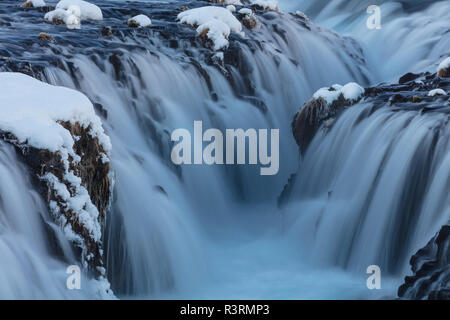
left=1, top=0, right=449, bottom=299
left=280, top=0, right=450, bottom=82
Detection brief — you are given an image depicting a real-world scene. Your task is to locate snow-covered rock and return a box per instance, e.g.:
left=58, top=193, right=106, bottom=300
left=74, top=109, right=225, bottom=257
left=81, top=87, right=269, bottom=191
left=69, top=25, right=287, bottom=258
left=177, top=6, right=244, bottom=51
left=56, top=0, right=103, bottom=21
left=437, top=57, right=450, bottom=78
left=0, top=72, right=111, bottom=155
left=21, top=0, right=46, bottom=8
left=0, top=72, right=112, bottom=279
left=313, top=82, right=365, bottom=105
left=250, top=0, right=279, bottom=12
left=126, top=14, right=152, bottom=28
left=239, top=8, right=253, bottom=15
left=428, top=88, right=447, bottom=96
left=239, top=8, right=259, bottom=30
left=293, top=82, right=365, bottom=154
left=44, top=7, right=81, bottom=29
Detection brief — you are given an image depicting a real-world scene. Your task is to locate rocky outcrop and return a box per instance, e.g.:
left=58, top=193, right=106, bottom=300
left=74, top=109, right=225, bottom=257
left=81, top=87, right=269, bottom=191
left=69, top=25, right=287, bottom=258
left=0, top=121, right=112, bottom=276
left=290, top=60, right=449, bottom=299
left=437, top=57, right=450, bottom=78
left=398, top=225, right=450, bottom=299
left=292, top=67, right=450, bottom=155
left=292, top=84, right=364, bottom=154
left=0, top=72, right=113, bottom=282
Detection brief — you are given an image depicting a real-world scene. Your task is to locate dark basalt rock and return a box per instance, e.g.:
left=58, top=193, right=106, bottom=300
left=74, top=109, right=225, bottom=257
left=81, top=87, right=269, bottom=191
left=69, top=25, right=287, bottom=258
left=399, top=72, right=420, bottom=84
left=398, top=225, right=450, bottom=299
left=101, top=26, right=113, bottom=37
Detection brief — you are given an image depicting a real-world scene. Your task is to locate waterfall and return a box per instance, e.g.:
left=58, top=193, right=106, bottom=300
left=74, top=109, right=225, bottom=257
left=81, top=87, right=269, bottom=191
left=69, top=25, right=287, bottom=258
left=38, top=9, right=372, bottom=297
left=0, top=0, right=449, bottom=299
left=280, top=0, right=450, bottom=82
left=283, top=103, right=450, bottom=277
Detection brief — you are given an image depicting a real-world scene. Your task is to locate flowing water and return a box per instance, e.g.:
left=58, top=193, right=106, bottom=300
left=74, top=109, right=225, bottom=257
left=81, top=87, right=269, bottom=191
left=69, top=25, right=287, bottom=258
left=0, top=0, right=449, bottom=299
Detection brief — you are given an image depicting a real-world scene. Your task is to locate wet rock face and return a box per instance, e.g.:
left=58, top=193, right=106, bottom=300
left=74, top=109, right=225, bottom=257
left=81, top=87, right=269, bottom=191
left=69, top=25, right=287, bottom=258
left=0, top=122, right=112, bottom=275
left=398, top=225, right=450, bottom=300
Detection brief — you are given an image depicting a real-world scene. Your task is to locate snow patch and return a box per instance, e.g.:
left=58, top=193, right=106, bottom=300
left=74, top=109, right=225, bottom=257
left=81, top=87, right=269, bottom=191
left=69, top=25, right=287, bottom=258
left=428, top=88, right=447, bottom=97
left=56, top=0, right=102, bottom=21
left=313, top=82, right=365, bottom=105
left=226, top=5, right=236, bottom=13
left=177, top=6, right=244, bottom=51
left=239, top=8, right=253, bottom=15
left=437, top=57, right=450, bottom=73
left=219, top=0, right=243, bottom=4
left=44, top=7, right=81, bottom=29
left=127, top=14, right=152, bottom=27
left=0, top=72, right=111, bottom=156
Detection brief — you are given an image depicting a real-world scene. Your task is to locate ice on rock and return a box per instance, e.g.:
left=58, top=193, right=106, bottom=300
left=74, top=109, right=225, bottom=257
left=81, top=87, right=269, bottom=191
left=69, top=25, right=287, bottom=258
left=177, top=6, right=244, bottom=51
left=56, top=0, right=103, bottom=21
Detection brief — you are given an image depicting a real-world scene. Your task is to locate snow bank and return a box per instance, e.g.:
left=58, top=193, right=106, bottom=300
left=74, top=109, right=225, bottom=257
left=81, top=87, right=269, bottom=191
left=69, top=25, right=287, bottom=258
left=0, top=72, right=111, bottom=156
left=127, top=14, right=152, bottom=28
left=44, top=7, right=81, bottom=29
left=21, top=0, right=46, bottom=7
left=428, top=88, right=447, bottom=97
left=251, top=0, right=279, bottom=12
left=177, top=6, right=244, bottom=50
left=56, top=0, right=102, bottom=21
left=313, top=82, right=365, bottom=105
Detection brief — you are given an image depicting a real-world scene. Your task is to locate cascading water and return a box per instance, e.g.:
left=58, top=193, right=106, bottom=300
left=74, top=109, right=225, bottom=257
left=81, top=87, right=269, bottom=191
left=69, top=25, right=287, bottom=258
left=280, top=0, right=450, bottom=82
left=0, top=0, right=449, bottom=299
left=41, top=7, right=373, bottom=298
left=0, top=141, right=106, bottom=298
